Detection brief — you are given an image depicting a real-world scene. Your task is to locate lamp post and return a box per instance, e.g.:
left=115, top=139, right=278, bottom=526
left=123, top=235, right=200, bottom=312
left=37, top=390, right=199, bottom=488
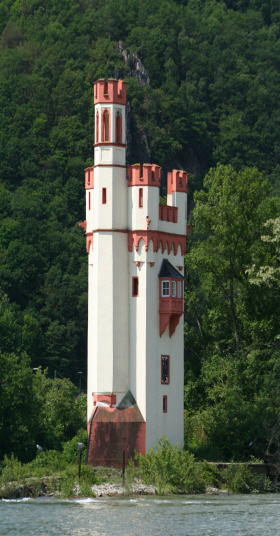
left=77, top=442, right=83, bottom=479
left=78, top=372, right=82, bottom=395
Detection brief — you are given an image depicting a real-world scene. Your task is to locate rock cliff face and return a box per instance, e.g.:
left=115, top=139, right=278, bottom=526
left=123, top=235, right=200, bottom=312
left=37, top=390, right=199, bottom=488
left=115, top=42, right=151, bottom=167
left=119, top=41, right=150, bottom=87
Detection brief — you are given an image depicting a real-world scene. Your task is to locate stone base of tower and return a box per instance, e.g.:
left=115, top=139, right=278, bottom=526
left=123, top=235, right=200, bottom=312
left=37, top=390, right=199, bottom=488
left=87, top=401, right=146, bottom=467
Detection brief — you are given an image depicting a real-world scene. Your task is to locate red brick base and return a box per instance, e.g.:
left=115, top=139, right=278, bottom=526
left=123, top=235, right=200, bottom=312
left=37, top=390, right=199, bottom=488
left=87, top=405, right=146, bottom=467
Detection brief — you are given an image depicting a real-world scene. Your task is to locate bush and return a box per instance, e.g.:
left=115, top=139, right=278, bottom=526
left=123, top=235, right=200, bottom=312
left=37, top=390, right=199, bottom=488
left=134, top=436, right=205, bottom=494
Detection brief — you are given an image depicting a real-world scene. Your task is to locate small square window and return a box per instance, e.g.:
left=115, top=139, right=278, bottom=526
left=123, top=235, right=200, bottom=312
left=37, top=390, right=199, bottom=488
left=161, top=356, right=170, bottom=384
left=163, top=395, right=167, bottom=413
left=132, top=277, right=139, bottom=297
left=177, top=281, right=182, bottom=298
left=102, top=188, right=107, bottom=204
left=172, top=281, right=176, bottom=297
left=162, top=281, right=170, bottom=296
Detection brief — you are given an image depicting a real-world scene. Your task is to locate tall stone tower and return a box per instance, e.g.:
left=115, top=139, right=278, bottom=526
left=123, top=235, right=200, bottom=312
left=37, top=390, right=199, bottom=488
left=81, top=79, right=188, bottom=466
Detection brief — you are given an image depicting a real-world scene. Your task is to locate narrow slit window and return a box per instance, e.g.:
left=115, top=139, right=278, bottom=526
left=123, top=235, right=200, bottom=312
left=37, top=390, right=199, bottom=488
left=88, top=191, right=91, bottom=210
left=132, top=277, right=139, bottom=297
left=139, top=188, right=143, bottom=208
left=161, top=356, right=170, bottom=384
left=102, top=188, right=107, bottom=204
left=163, top=395, right=167, bottom=413
left=177, top=281, right=182, bottom=298
left=96, top=111, right=99, bottom=143
left=161, top=281, right=170, bottom=297
left=172, top=281, right=176, bottom=297
left=115, top=111, right=122, bottom=143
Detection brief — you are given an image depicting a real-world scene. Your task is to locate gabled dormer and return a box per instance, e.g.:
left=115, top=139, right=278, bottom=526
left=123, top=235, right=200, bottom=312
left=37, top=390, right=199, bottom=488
left=158, top=259, right=184, bottom=337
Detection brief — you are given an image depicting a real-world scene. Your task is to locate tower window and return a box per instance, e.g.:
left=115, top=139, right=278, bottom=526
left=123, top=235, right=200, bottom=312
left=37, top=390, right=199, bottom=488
left=115, top=111, right=122, bottom=143
left=161, top=356, right=170, bottom=384
left=96, top=111, right=99, bottom=143
left=139, top=188, right=143, bottom=208
left=102, top=188, right=107, bottom=204
left=172, top=281, right=176, bottom=297
left=132, top=277, right=139, bottom=297
left=177, top=281, right=182, bottom=298
left=102, top=109, right=110, bottom=142
left=88, top=191, right=91, bottom=210
left=163, top=395, right=167, bottom=413
left=161, top=281, right=170, bottom=296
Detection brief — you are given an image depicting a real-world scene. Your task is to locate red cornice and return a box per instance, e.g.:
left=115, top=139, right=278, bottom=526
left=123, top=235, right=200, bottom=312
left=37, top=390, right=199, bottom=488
left=93, top=164, right=126, bottom=168
left=94, top=142, right=126, bottom=148
left=84, top=229, right=186, bottom=255
left=128, top=230, right=186, bottom=256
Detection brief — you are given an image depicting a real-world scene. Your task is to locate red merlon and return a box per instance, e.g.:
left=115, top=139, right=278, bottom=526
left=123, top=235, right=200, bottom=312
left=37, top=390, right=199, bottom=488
left=79, top=220, right=87, bottom=232
left=94, top=78, right=126, bottom=105
left=167, top=169, right=188, bottom=195
left=127, top=163, right=161, bottom=188
left=128, top=230, right=186, bottom=256
left=159, top=204, right=178, bottom=223
left=84, top=167, right=94, bottom=190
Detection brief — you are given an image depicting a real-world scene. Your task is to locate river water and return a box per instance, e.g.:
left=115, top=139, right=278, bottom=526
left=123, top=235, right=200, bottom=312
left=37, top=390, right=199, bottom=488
left=1, top=494, right=280, bottom=536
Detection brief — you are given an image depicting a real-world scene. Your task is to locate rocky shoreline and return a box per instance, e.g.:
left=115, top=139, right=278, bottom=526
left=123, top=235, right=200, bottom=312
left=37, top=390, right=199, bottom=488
left=1, top=477, right=231, bottom=500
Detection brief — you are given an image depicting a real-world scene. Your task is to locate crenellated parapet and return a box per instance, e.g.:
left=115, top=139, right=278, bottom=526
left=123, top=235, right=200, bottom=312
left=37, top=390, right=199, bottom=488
left=167, top=169, right=188, bottom=194
left=127, top=163, right=161, bottom=188
left=94, top=78, right=126, bottom=105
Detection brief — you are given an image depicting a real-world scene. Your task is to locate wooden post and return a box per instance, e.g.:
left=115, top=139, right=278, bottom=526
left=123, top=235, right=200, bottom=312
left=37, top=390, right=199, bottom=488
left=78, top=450, right=82, bottom=479
left=122, top=450, right=125, bottom=484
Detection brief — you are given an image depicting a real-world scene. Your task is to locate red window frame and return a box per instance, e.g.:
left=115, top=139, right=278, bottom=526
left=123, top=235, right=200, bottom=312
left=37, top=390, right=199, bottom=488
left=163, top=395, right=167, bottom=413
left=88, top=191, right=91, bottom=210
left=139, top=188, right=143, bottom=208
left=132, top=277, right=139, bottom=297
left=161, top=355, right=170, bottom=385
left=102, top=188, right=107, bottom=204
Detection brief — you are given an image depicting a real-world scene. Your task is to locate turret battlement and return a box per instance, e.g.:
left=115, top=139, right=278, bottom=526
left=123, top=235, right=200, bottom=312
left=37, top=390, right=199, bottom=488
left=127, top=163, right=161, bottom=188
left=94, top=78, right=126, bottom=105
left=167, top=170, right=188, bottom=194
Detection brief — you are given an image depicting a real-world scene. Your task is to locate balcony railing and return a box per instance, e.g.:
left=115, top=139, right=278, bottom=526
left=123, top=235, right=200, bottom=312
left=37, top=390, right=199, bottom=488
left=159, top=204, right=178, bottom=223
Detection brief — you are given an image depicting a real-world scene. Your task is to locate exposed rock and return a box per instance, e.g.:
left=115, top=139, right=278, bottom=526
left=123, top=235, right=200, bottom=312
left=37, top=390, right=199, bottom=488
left=91, top=481, right=156, bottom=497
left=118, top=41, right=150, bottom=87
left=206, top=487, right=229, bottom=495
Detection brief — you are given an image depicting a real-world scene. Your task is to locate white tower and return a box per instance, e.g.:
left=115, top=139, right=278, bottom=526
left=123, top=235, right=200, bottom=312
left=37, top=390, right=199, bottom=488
left=81, top=79, right=188, bottom=466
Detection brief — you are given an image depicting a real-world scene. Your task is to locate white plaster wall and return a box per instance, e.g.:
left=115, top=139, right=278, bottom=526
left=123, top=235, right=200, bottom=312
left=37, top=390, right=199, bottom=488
left=128, top=186, right=159, bottom=230
left=129, top=238, right=185, bottom=449
left=86, top=189, right=94, bottom=233
left=93, top=166, right=127, bottom=230
left=87, top=231, right=129, bottom=420
left=112, top=232, right=129, bottom=394
left=94, top=146, right=126, bottom=166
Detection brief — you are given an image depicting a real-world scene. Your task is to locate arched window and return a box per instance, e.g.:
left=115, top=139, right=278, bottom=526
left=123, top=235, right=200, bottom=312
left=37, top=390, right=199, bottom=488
left=102, top=109, right=110, bottom=142
left=115, top=111, right=122, bottom=143
left=95, top=111, right=99, bottom=143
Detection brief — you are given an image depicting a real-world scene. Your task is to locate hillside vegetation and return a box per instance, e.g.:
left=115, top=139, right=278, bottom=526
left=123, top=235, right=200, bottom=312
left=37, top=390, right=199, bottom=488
left=1, top=0, right=280, bottom=462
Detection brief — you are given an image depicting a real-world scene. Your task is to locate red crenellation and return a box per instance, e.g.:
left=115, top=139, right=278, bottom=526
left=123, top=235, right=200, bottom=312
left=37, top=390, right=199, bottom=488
left=167, top=169, right=188, bottom=195
left=127, top=163, right=161, bottom=188
left=94, top=78, right=126, bottom=105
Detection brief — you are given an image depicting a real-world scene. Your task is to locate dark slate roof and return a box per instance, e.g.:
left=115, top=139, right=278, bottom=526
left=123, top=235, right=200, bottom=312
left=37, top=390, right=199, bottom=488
left=158, top=259, right=184, bottom=279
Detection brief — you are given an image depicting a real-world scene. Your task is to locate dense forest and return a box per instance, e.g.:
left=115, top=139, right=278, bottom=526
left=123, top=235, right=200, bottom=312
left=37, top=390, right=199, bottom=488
left=1, top=0, right=280, bottom=462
